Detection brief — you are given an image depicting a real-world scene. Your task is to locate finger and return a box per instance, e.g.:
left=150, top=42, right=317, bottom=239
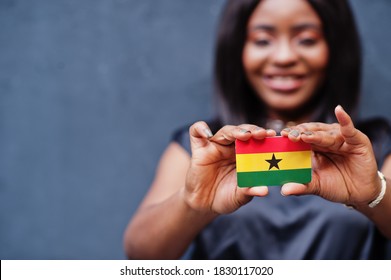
left=266, top=129, right=277, bottom=137
left=296, top=122, right=339, bottom=132
left=234, top=187, right=269, bottom=207
left=237, top=125, right=277, bottom=139
left=238, top=124, right=261, bottom=131
left=280, top=123, right=316, bottom=136
left=281, top=126, right=314, bottom=142
left=189, top=121, right=213, bottom=150
left=281, top=182, right=315, bottom=196
left=280, top=125, right=304, bottom=137
left=281, top=128, right=311, bottom=142
left=281, top=122, right=343, bottom=150
left=281, top=122, right=338, bottom=138
left=241, top=186, right=269, bottom=197
left=237, top=124, right=266, bottom=139
left=299, top=130, right=344, bottom=151
left=287, top=129, right=301, bottom=142
left=210, top=125, right=252, bottom=145
left=335, top=105, right=363, bottom=146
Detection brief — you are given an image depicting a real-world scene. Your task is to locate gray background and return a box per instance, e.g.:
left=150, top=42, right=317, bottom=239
left=0, top=0, right=390, bottom=260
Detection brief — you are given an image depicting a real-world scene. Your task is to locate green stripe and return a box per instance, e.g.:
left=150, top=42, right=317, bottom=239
left=237, top=168, right=312, bottom=187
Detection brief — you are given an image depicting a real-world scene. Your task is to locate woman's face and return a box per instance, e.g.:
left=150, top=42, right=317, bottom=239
left=242, top=0, right=329, bottom=117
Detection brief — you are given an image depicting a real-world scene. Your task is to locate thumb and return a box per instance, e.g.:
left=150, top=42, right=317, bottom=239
left=281, top=181, right=320, bottom=197
left=335, top=105, right=362, bottom=146
left=189, top=121, right=213, bottom=152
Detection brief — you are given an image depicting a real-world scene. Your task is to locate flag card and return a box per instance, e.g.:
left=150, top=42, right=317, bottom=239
left=235, top=136, right=312, bottom=187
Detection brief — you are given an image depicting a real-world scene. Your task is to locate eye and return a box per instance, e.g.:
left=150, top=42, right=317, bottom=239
left=298, top=38, right=317, bottom=46
left=254, top=39, right=271, bottom=47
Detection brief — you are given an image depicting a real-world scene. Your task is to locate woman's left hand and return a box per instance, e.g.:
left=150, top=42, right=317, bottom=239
left=280, top=105, right=382, bottom=208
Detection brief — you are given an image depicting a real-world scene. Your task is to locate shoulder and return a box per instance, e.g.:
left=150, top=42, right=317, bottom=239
left=356, top=117, right=391, bottom=167
left=356, top=117, right=391, bottom=140
left=171, top=119, right=222, bottom=154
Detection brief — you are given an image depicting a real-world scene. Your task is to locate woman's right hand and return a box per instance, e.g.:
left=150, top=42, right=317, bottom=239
left=184, top=121, right=275, bottom=215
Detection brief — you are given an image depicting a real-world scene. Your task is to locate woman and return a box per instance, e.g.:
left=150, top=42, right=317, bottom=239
left=124, top=0, right=391, bottom=259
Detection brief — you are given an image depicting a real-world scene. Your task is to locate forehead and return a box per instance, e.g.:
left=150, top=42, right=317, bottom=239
left=248, top=0, right=322, bottom=28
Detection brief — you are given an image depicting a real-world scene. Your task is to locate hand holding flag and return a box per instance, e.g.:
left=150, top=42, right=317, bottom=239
left=280, top=105, right=381, bottom=209
left=235, top=136, right=312, bottom=187
left=185, top=106, right=382, bottom=214
left=185, top=122, right=276, bottom=214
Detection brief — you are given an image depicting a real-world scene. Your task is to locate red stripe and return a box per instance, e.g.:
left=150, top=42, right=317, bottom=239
left=235, top=136, right=311, bottom=154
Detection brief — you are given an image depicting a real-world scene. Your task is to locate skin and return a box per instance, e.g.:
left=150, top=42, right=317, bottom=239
left=123, top=0, right=391, bottom=259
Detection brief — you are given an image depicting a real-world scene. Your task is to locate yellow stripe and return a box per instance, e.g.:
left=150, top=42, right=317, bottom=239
left=236, top=151, right=311, bottom=172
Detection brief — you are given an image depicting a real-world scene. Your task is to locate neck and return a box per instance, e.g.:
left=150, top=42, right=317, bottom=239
left=265, top=107, right=320, bottom=133
left=267, top=110, right=312, bottom=125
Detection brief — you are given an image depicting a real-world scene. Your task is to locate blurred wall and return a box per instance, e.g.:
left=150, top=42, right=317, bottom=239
left=0, top=0, right=390, bottom=259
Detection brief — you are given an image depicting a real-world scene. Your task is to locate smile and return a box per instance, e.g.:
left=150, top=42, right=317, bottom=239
left=263, top=75, right=306, bottom=92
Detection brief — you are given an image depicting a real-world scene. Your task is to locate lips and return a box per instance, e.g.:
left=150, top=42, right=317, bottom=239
left=263, top=74, right=306, bottom=92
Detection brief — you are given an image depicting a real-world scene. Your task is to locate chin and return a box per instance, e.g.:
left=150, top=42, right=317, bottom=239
left=269, top=100, right=306, bottom=111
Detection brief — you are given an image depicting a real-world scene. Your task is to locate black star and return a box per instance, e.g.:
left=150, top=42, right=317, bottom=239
left=265, top=153, right=282, bottom=170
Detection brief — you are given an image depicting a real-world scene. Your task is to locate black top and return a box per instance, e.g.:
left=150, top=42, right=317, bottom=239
left=172, top=118, right=391, bottom=259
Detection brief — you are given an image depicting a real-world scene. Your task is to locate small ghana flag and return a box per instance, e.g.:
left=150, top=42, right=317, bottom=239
left=235, top=136, right=312, bottom=187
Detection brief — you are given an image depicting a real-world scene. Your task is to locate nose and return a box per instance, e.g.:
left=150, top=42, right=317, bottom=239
left=271, top=39, right=298, bottom=66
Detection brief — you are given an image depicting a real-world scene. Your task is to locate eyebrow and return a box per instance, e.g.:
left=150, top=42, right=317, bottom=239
left=250, top=24, right=275, bottom=32
left=249, top=23, right=322, bottom=33
left=292, top=23, right=322, bottom=32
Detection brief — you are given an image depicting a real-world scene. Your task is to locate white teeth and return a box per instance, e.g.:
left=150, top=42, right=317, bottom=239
left=270, top=76, right=296, bottom=80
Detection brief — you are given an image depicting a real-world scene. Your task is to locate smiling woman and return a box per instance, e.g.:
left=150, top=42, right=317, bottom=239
left=123, top=0, right=391, bottom=260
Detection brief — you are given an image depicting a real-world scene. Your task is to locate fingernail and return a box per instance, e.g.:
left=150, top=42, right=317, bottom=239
left=336, top=104, right=345, bottom=112
left=289, top=130, right=300, bottom=137
left=204, top=128, right=213, bottom=138
left=281, top=189, right=288, bottom=196
left=240, top=129, right=250, bottom=134
left=302, top=131, right=314, bottom=136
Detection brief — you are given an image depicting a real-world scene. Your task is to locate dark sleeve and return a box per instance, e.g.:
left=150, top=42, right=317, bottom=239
left=357, top=117, right=391, bottom=168
left=172, top=124, right=192, bottom=154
